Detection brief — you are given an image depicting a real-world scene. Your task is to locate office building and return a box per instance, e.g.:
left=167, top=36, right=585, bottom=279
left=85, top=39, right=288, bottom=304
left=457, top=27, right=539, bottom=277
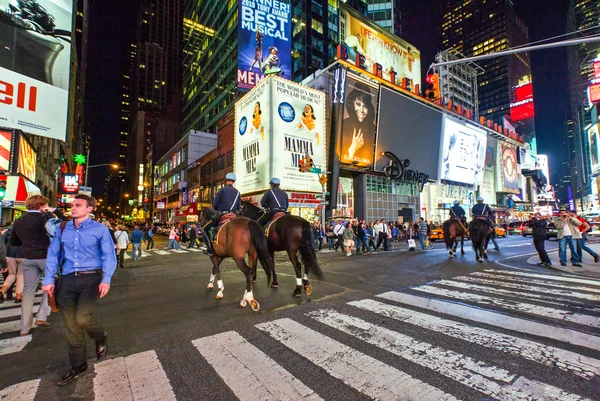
left=366, top=0, right=403, bottom=35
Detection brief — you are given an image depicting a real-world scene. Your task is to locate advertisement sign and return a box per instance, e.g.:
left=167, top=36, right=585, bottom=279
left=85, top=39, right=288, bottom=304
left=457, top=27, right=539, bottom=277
left=78, top=186, right=92, bottom=197
left=181, top=186, right=189, bottom=205
left=480, top=137, right=497, bottom=203
left=536, top=154, right=550, bottom=183
left=440, top=116, right=487, bottom=185
left=510, top=82, right=534, bottom=122
left=237, top=0, right=291, bottom=90
left=339, top=5, right=421, bottom=88
left=589, top=124, right=600, bottom=174
left=0, top=129, right=14, bottom=171
left=0, top=0, right=72, bottom=140
left=591, top=83, right=600, bottom=103
left=157, top=201, right=165, bottom=209
left=234, top=76, right=326, bottom=194
left=17, top=136, right=35, bottom=183
left=496, top=142, right=520, bottom=193
left=340, top=78, right=378, bottom=167
left=60, top=173, right=79, bottom=194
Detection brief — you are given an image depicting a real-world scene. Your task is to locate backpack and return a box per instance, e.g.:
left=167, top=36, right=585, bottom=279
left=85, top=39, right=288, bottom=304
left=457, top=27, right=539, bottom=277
left=45, top=218, right=65, bottom=239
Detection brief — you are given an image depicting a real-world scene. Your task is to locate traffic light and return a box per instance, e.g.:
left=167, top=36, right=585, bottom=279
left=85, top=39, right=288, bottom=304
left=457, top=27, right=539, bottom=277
left=298, top=158, right=305, bottom=173
left=307, top=156, right=314, bottom=171
left=425, top=73, right=440, bottom=100
left=0, top=180, right=6, bottom=201
left=319, top=174, right=327, bottom=186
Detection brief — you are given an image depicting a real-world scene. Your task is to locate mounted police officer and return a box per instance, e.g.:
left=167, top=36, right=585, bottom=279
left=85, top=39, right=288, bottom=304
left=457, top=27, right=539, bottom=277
left=258, top=177, right=289, bottom=226
left=202, top=173, right=241, bottom=256
left=471, top=196, right=500, bottom=250
left=449, top=200, right=467, bottom=227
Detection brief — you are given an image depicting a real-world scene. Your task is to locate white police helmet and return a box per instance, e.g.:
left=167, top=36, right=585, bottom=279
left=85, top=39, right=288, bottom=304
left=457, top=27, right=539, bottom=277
left=453, top=200, right=460, bottom=205
left=270, top=177, right=280, bottom=185
left=225, top=173, right=236, bottom=181
left=477, top=196, right=484, bottom=202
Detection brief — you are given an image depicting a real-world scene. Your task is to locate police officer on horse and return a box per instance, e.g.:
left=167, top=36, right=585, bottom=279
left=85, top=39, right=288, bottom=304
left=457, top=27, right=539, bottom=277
left=258, top=177, right=289, bottom=226
left=449, top=200, right=467, bottom=228
left=202, top=173, right=241, bottom=255
left=471, top=196, right=500, bottom=250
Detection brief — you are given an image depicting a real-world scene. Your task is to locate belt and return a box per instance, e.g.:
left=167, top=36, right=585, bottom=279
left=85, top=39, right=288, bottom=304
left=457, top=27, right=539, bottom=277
left=70, top=269, right=102, bottom=276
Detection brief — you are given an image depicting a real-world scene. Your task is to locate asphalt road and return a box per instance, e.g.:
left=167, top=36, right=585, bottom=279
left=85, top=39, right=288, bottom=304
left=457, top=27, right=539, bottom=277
left=1, top=234, right=599, bottom=400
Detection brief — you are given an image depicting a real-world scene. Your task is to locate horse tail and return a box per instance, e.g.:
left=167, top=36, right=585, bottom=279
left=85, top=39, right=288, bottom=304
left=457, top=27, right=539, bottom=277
left=299, top=221, right=325, bottom=281
left=469, top=220, right=487, bottom=251
left=442, top=220, right=453, bottom=249
left=248, top=220, right=273, bottom=286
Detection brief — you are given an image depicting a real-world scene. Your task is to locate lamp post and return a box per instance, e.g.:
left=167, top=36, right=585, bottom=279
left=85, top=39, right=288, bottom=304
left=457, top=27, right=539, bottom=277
left=84, top=163, right=119, bottom=188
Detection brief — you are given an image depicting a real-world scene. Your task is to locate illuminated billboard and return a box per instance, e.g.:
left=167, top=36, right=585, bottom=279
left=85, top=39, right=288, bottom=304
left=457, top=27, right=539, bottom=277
left=339, top=5, right=421, bottom=89
left=589, top=124, right=600, bottom=174
left=234, top=76, right=326, bottom=194
left=17, top=135, right=36, bottom=183
left=510, top=82, right=534, bottom=122
left=237, top=0, right=291, bottom=90
left=496, top=142, right=520, bottom=193
left=440, top=116, right=487, bottom=185
left=590, top=83, right=600, bottom=103
left=0, top=129, right=14, bottom=171
left=0, top=0, right=72, bottom=140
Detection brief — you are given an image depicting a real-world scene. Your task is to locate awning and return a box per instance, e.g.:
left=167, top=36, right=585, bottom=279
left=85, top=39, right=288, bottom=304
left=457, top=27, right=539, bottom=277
left=176, top=203, right=198, bottom=217
left=0, top=175, right=41, bottom=204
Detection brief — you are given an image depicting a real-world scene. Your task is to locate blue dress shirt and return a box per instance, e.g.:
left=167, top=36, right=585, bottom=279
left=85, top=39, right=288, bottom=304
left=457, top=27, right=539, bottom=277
left=43, top=218, right=117, bottom=286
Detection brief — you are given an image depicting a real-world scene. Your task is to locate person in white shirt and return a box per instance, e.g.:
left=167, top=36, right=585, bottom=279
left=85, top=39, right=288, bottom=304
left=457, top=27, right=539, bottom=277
left=333, top=220, right=345, bottom=252
left=376, top=219, right=389, bottom=251
left=114, top=226, right=129, bottom=269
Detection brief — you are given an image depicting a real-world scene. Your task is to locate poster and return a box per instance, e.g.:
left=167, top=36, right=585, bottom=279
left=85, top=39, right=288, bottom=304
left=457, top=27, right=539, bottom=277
left=340, top=78, right=377, bottom=167
left=0, top=129, right=14, bottom=171
left=496, top=142, right=520, bottom=193
left=18, top=135, right=36, bottom=183
left=589, top=124, right=600, bottom=174
left=339, top=5, right=420, bottom=88
left=440, top=116, right=487, bottom=185
left=0, top=0, right=72, bottom=140
left=237, top=0, right=291, bottom=90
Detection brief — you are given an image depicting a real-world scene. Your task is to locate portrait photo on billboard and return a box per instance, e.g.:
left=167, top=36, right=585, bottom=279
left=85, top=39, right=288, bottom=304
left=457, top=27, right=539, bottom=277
left=497, top=142, right=520, bottom=193
left=0, top=0, right=71, bottom=140
left=440, top=116, right=487, bottom=185
left=340, top=79, right=377, bottom=167
left=237, top=0, right=291, bottom=90
left=339, top=5, right=421, bottom=88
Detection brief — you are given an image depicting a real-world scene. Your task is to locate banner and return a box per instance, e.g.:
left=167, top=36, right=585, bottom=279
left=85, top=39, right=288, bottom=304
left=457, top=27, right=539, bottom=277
left=440, top=116, right=487, bottom=185
left=590, top=124, right=600, bottom=174
left=0, top=0, right=72, bottom=140
left=339, top=5, right=421, bottom=88
left=237, top=0, right=291, bottom=90
left=340, top=78, right=378, bottom=167
left=0, top=129, right=14, bottom=171
left=17, top=136, right=35, bottom=183
left=496, top=142, right=520, bottom=193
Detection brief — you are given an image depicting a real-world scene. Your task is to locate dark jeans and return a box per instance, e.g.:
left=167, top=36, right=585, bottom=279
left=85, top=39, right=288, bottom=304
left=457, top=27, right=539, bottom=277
left=577, top=234, right=598, bottom=259
left=334, top=235, right=343, bottom=251
left=188, top=237, right=199, bottom=248
left=118, top=249, right=126, bottom=267
left=376, top=232, right=389, bottom=251
left=533, top=236, right=551, bottom=264
left=57, top=272, right=106, bottom=368
left=146, top=237, right=154, bottom=250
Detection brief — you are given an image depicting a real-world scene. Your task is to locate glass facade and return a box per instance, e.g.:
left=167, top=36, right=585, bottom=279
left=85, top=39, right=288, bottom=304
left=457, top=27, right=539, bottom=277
left=366, top=0, right=402, bottom=35
left=366, top=175, right=419, bottom=222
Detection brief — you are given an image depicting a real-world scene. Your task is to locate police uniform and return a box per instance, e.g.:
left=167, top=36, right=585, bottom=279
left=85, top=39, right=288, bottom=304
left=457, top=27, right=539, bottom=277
left=450, top=204, right=467, bottom=226
left=258, top=185, right=288, bottom=226
left=203, top=177, right=240, bottom=255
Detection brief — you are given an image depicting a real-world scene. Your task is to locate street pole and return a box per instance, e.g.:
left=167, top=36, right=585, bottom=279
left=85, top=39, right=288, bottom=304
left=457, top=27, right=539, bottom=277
left=84, top=146, right=90, bottom=188
left=321, top=182, right=326, bottom=232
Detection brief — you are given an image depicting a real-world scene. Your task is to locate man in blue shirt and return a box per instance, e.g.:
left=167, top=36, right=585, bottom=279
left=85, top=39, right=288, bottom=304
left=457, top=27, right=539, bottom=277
left=202, top=173, right=240, bottom=256
left=41, top=194, right=117, bottom=386
left=145, top=225, right=154, bottom=250
left=129, top=225, right=145, bottom=261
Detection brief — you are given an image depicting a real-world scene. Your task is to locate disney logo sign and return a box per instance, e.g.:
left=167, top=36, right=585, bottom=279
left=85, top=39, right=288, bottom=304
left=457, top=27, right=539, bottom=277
left=382, top=152, right=430, bottom=192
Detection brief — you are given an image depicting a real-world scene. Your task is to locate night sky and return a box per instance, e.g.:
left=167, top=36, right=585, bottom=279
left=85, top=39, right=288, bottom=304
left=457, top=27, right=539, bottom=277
left=84, top=0, right=572, bottom=197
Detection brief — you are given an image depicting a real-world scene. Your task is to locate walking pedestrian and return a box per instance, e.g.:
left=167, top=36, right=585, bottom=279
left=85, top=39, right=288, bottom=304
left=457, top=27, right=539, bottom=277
left=41, top=194, right=117, bottom=386
left=571, top=211, right=599, bottom=263
left=343, top=222, right=355, bottom=256
left=367, top=222, right=377, bottom=252
left=188, top=224, right=199, bottom=249
left=10, top=195, right=66, bottom=335
left=168, top=226, right=180, bottom=250
left=1, top=224, right=23, bottom=303
left=531, top=213, right=551, bottom=267
left=145, top=225, right=155, bottom=250
left=376, top=219, right=389, bottom=251
left=333, top=220, right=345, bottom=252
left=417, top=217, right=428, bottom=250
left=129, top=225, right=145, bottom=261
left=114, top=225, right=129, bottom=268
left=554, top=209, right=583, bottom=267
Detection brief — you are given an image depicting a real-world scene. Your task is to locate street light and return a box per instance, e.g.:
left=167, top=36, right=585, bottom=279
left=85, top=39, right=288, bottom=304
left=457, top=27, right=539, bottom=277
left=84, top=163, right=119, bottom=187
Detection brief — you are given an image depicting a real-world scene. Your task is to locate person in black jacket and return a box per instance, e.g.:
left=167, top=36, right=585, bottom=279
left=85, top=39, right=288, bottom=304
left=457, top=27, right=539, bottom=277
left=531, top=213, right=551, bottom=267
left=1, top=224, right=23, bottom=303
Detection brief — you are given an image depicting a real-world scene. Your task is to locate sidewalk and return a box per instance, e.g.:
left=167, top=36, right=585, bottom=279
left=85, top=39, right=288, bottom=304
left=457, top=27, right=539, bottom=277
left=526, top=242, right=600, bottom=279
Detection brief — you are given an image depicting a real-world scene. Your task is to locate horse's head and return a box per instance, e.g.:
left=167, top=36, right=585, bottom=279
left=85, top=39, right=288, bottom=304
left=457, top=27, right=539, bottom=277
left=240, top=200, right=262, bottom=219
left=199, top=207, right=216, bottom=226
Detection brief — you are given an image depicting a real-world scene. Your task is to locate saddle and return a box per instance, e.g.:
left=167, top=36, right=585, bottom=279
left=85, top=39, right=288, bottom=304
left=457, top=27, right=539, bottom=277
left=211, top=213, right=238, bottom=245
left=265, top=212, right=286, bottom=236
left=219, top=213, right=237, bottom=225
left=476, top=217, right=488, bottom=221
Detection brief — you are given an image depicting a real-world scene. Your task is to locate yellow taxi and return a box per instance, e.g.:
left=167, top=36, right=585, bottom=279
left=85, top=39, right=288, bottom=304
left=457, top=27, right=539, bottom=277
left=429, top=223, right=506, bottom=241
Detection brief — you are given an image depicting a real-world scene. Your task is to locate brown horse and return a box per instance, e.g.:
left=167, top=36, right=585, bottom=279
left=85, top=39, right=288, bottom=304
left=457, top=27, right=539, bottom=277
left=469, top=218, right=493, bottom=263
left=199, top=208, right=273, bottom=311
left=442, top=218, right=468, bottom=257
left=240, top=201, right=325, bottom=297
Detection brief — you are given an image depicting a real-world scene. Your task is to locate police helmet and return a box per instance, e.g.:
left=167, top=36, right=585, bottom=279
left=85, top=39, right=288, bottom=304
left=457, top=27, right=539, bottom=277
left=225, top=173, right=236, bottom=182
left=453, top=200, right=460, bottom=206
left=477, top=196, right=484, bottom=202
left=270, top=177, right=280, bottom=185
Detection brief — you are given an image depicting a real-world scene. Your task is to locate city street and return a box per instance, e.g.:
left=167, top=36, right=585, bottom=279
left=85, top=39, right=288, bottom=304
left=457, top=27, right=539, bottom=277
left=1, top=234, right=599, bottom=400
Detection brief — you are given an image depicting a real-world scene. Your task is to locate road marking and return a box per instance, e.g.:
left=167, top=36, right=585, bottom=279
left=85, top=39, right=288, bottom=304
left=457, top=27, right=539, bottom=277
left=186, top=248, right=202, bottom=252
left=350, top=299, right=600, bottom=380
left=0, top=297, right=40, bottom=309
left=171, top=249, right=189, bottom=253
left=472, top=272, right=600, bottom=294
left=484, top=269, right=600, bottom=287
left=0, top=304, right=38, bottom=319
left=0, top=379, right=39, bottom=401
left=413, top=285, right=600, bottom=328
left=123, top=253, right=131, bottom=260
left=506, top=243, right=532, bottom=247
left=309, top=309, right=592, bottom=401
left=0, top=335, right=32, bottom=356
left=257, top=318, right=459, bottom=401
left=152, top=250, right=170, bottom=255
left=141, top=252, right=151, bottom=258
left=193, top=331, right=323, bottom=401
left=453, top=275, right=600, bottom=302
left=93, top=350, right=176, bottom=401
left=377, top=291, right=600, bottom=350
left=0, top=321, right=20, bottom=334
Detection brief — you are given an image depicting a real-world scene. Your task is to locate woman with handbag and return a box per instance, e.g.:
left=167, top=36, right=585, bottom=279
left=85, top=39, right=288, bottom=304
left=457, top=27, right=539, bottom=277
left=114, top=226, right=129, bottom=269
left=168, top=226, right=180, bottom=250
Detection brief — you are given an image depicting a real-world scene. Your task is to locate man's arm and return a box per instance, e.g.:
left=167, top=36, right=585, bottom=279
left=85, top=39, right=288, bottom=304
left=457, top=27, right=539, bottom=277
left=260, top=192, right=269, bottom=208
left=100, top=228, right=118, bottom=286
left=213, top=190, right=222, bottom=210
left=42, top=233, right=62, bottom=286
left=571, top=217, right=582, bottom=227
left=9, top=223, right=21, bottom=247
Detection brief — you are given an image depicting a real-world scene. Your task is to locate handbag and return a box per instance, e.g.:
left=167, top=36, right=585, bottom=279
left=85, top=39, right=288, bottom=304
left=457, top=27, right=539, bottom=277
left=49, top=221, right=69, bottom=313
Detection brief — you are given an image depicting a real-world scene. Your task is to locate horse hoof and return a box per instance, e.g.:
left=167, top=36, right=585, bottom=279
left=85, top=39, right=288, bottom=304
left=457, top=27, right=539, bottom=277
left=478, top=258, right=483, bottom=263
left=304, top=284, right=313, bottom=296
left=250, top=299, right=260, bottom=311
left=207, top=283, right=214, bottom=290
left=271, top=282, right=279, bottom=288
left=239, top=300, right=247, bottom=308
left=461, top=251, right=465, bottom=255
left=292, top=287, right=302, bottom=297
left=216, top=294, right=223, bottom=300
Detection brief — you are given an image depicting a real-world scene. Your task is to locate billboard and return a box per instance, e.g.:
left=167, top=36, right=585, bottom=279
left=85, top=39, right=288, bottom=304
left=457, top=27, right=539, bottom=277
left=0, top=0, right=72, bottom=140
left=440, top=116, right=487, bottom=185
left=339, top=5, right=420, bottom=88
left=234, top=76, right=326, bottom=194
left=589, top=124, right=600, bottom=173
left=510, top=82, right=534, bottom=122
left=17, top=135, right=35, bottom=183
left=0, top=129, right=14, bottom=171
left=479, top=137, right=497, bottom=203
left=590, top=83, right=600, bottom=103
left=496, top=142, right=520, bottom=193
left=237, top=0, right=291, bottom=90
left=340, top=78, right=378, bottom=167
left=60, top=173, right=79, bottom=194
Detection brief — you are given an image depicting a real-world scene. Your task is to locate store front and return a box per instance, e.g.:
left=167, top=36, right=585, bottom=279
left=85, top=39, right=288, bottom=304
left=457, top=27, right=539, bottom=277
left=0, top=175, right=41, bottom=223
left=244, top=191, right=321, bottom=222
left=174, top=203, right=199, bottom=223
left=420, top=183, right=475, bottom=224
left=365, top=175, right=419, bottom=223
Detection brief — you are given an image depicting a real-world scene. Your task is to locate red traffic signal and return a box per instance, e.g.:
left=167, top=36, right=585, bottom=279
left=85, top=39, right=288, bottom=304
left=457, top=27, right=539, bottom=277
left=298, top=158, right=305, bottom=172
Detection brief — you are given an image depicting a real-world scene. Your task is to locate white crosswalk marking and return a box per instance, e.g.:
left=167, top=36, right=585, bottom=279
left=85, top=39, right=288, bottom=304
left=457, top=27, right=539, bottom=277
left=193, top=331, right=323, bottom=401
left=484, top=269, right=600, bottom=286
left=257, top=318, right=460, bottom=401
left=349, top=299, right=600, bottom=380
left=0, top=379, right=39, bottom=401
left=0, top=297, right=40, bottom=309
left=0, top=304, right=38, bottom=319
left=413, top=285, right=600, bottom=328
left=170, top=249, right=189, bottom=253
left=472, top=272, right=600, bottom=294
left=309, top=309, right=592, bottom=401
left=0, top=335, right=32, bottom=356
left=186, top=247, right=201, bottom=252
left=377, top=291, right=600, bottom=350
left=0, top=320, right=21, bottom=335
left=93, top=350, right=176, bottom=401
left=152, top=250, right=170, bottom=255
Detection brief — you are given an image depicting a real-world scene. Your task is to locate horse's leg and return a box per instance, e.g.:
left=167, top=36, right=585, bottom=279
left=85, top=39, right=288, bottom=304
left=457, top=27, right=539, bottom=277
left=288, top=250, right=303, bottom=297
left=250, top=248, right=258, bottom=283
left=214, top=257, right=225, bottom=299
left=207, top=262, right=216, bottom=290
left=236, top=255, right=259, bottom=311
left=460, top=237, right=465, bottom=255
left=270, top=250, right=279, bottom=288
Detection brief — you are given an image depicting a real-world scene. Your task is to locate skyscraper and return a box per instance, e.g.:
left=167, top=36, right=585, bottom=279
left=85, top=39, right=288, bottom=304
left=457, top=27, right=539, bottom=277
left=366, top=0, right=403, bottom=36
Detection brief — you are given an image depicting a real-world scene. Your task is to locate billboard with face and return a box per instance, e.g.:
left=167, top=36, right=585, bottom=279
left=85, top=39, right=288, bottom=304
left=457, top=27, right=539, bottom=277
left=18, top=135, right=35, bottom=183
left=496, top=142, right=520, bottom=193
left=237, top=0, right=291, bottom=90
left=440, top=116, right=487, bottom=185
left=0, top=0, right=72, bottom=140
left=339, top=5, right=420, bottom=88
left=589, top=124, right=600, bottom=174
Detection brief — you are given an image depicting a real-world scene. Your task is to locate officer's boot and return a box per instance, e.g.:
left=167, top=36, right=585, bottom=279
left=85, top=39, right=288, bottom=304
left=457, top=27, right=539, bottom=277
left=202, top=230, right=215, bottom=256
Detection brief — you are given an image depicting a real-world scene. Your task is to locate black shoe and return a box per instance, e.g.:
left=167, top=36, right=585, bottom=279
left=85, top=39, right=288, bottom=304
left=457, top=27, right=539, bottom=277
left=595, top=255, right=599, bottom=263
left=560, top=262, right=567, bottom=266
left=96, top=333, right=107, bottom=361
left=0, top=292, right=3, bottom=304
left=543, top=262, right=553, bottom=267
left=573, top=263, right=583, bottom=267
left=58, top=363, right=87, bottom=386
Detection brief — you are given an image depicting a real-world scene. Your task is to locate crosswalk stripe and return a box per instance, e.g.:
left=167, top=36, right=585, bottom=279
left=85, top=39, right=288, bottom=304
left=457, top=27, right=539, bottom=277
left=309, top=309, right=592, bottom=401
left=0, top=379, right=40, bottom=401
left=472, top=272, right=600, bottom=294
left=0, top=297, right=40, bottom=310
left=432, top=279, right=600, bottom=311
left=186, top=247, right=201, bottom=252
left=413, top=285, right=600, bottom=328
left=256, top=318, right=460, bottom=401
left=350, top=299, right=600, bottom=380
left=123, top=253, right=131, bottom=260
left=377, top=291, right=600, bottom=350
left=482, top=270, right=600, bottom=288
left=0, top=305, right=38, bottom=320
left=0, top=320, right=20, bottom=334
left=152, top=250, right=170, bottom=255
left=453, top=275, right=600, bottom=302
left=193, top=331, right=323, bottom=401
left=0, top=335, right=32, bottom=356
left=170, top=249, right=189, bottom=253
left=93, top=350, right=176, bottom=401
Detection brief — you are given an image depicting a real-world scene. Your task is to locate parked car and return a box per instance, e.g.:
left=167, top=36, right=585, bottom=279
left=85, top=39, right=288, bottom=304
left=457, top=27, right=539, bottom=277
left=521, top=222, right=533, bottom=237
left=545, top=222, right=558, bottom=240
left=495, top=225, right=507, bottom=237
left=506, top=221, right=525, bottom=235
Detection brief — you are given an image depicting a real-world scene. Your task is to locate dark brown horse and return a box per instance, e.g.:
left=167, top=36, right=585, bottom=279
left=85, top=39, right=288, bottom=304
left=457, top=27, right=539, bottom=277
left=199, top=208, right=273, bottom=311
left=240, top=201, right=324, bottom=297
left=469, top=218, right=493, bottom=263
left=442, top=218, right=468, bottom=257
